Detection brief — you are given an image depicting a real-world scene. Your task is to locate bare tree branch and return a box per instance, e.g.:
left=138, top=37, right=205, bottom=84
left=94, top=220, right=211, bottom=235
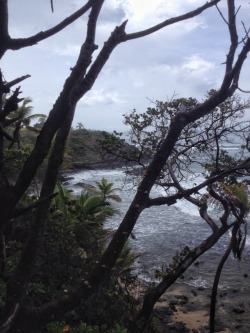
left=216, top=3, right=229, bottom=25
left=50, top=0, right=54, bottom=13
left=237, top=86, right=250, bottom=93
left=0, top=0, right=9, bottom=42
left=167, top=162, right=219, bottom=231
left=3, top=74, right=31, bottom=92
left=0, top=0, right=95, bottom=57
left=3, top=0, right=106, bottom=319
left=137, top=224, right=232, bottom=327
left=1, top=1, right=250, bottom=331
left=209, top=202, right=245, bottom=333
left=208, top=185, right=230, bottom=227
left=125, top=0, right=221, bottom=41
left=0, top=123, right=12, bottom=141
left=223, top=0, right=238, bottom=80
left=71, top=19, right=128, bottom=103
left=147, top=159, right=250, bottom=208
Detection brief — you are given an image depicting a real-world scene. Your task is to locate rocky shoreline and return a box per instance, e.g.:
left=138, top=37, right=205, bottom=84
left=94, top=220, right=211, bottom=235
left=153, top=282, right=250, bottom=333
left=59, top=167, right=250, bottom=333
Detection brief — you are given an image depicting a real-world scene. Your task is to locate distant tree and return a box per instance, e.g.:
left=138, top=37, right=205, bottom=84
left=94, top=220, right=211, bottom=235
left=76, top=122, right=85, bottom=131
left=33, top=117, right=46, bottom=130
left=0, top=1, right=250, bottom=333
left=103, top=92, right=250, bottom=178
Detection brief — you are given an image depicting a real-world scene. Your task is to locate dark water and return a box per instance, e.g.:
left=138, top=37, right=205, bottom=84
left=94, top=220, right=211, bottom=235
left=67, top=167, right=250, bottom=292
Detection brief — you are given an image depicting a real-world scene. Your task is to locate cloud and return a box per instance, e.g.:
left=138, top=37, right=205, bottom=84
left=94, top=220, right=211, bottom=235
left=50, top=43, right=81, bottom=57
left=113, top=0, right=209, bottom=33
left=81, top=89, right=125, bottom=107
left=181, top=54, right=215, bottom=77
left=3, top=0, right=250, bottom=132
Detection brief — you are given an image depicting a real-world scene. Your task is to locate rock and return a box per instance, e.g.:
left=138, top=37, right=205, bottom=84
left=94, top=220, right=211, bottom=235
left=191, top=289, right=198, bottom=296
left=198, top=286, right=205, bottom=291
left=58, top=174, right=74, bottom=182
left=163, top=316, right=173, bottom=324
left=155, top=306, right=173, bottom=317
left=235, top=324, right=243, bottom=330
left=75, top=181, right=86, bottom=187
left=169, top=302, right=177, bottom=312
left=167, top=322, right=189, bottom=332
left=174, top=295, right=189, bottom=305
left=243, top=273, right=248, bottom=278
left=232, top=307, right=245, bottom=314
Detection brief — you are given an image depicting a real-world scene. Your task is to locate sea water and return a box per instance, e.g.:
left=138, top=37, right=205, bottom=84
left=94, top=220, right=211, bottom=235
left=66, top=165, right=250, bottom=291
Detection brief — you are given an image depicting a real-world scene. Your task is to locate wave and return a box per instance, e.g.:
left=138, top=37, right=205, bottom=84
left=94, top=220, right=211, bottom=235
left=67, top=167, right=250, bottom=290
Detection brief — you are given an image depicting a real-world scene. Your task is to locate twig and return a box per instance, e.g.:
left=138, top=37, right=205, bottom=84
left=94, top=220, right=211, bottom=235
left=0, top=303, right=20, bottom=333
left=50, top=0, right=54, bottom=13
left=215, top=3, right=228, bottom=25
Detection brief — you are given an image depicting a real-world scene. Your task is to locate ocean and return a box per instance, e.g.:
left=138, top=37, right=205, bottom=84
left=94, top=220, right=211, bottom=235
left=66, top=164, right=250, bottom=291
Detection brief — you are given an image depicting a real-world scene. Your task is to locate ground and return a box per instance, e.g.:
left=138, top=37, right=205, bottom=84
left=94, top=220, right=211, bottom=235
left=153, top=282, right=250, bottom=333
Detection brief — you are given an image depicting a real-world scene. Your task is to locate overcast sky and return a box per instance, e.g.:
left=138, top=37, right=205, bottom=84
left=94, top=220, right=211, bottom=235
left=2, top=0, right=250, bottom=131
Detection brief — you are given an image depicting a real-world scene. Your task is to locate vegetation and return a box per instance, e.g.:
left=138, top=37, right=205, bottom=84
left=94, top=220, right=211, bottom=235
left=1, top=177, right=138, bottom=333
left=65, top=124, right=108, bottom=169
left=102, top=92, right=250, bottom=332
left=0, top=1, right=250, bottom=333
left=64, top=124, right=138, bottom=170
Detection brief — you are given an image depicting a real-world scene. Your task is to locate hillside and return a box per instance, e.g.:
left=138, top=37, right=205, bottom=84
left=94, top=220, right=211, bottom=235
left=64, top=126, right=137, bottom=170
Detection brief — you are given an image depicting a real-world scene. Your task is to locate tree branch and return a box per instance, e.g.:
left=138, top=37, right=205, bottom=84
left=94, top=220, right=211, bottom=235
left=0, top=87, right=23, bottom=121
left=147, top=159, right=250, bottom=208
left=3, top=74, right=31, bottom=92
left=0, top=123, right=12, bottom=141
left=209, top=215, right=244, bottom=333
left=125, top=0, right=221, bottom=41
left=137, top=224, right=231, bottom=326
left=0, top=0, right=9, bottom=42
left=50, top=0, right=54, bottom=13
left=71, top=20, right=128, bottom=103
left=1, top=0, right=95, bottom=57
left=3, top=0, right=106, bottom=319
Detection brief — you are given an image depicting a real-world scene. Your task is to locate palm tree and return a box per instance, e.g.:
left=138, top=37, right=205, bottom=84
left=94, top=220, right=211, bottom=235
left=78, top=191, right=118, bottom=223
left=6, top=97, right=46, bottom=148
left=52, top=182, right=119, bottom=225
left=88, top=177, right=122, bottom=202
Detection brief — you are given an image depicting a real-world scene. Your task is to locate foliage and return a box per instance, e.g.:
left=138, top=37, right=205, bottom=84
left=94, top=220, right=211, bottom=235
left=87, top=177, right=122, bottom=202
left=3, top=96, right=46, bottom=149
left=46, top=321, right=128, bottom=333
left=2, top=147, right=32, bottom=179
left=154, top=246, right=191, bottom=279
left=114, top=242, right=142, bottom=275
left=66, top=127, right=107, bottom=167
left=0, top=2, right=250, bottom=333
left=1, top=181, right=138, bottom=332
left=102, top=93, right=250, bottom=186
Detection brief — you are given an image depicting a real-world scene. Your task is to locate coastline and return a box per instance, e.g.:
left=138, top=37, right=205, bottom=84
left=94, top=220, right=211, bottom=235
left=61, top=167, right=250, bottom=332
left=153, top=282, right=250, bottom=332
